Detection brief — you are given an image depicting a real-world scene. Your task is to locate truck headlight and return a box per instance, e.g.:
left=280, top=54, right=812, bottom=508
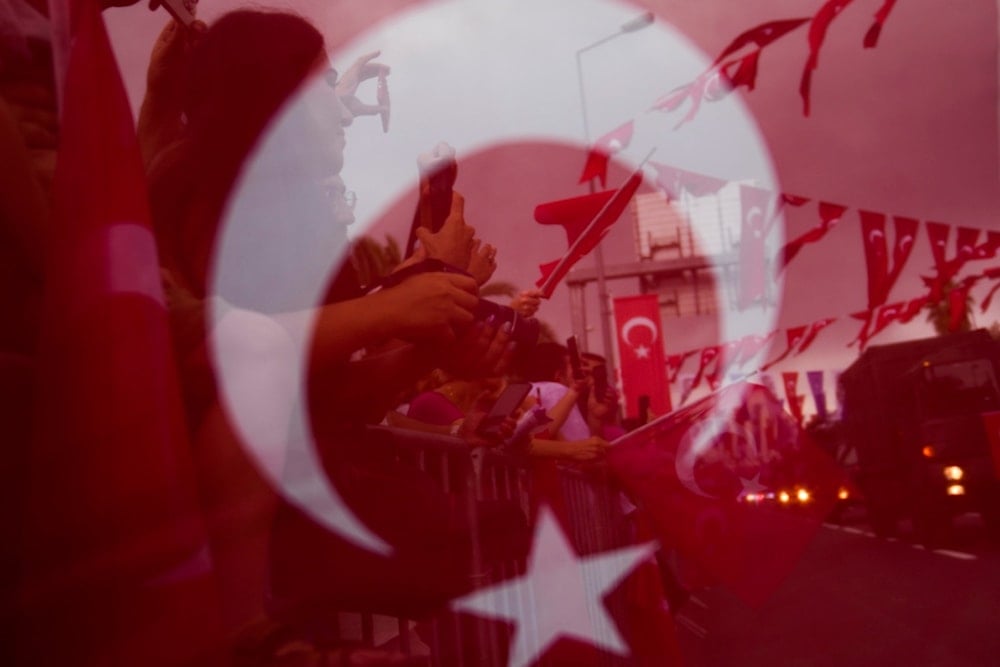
left=943, top=465, right=964, bottom=481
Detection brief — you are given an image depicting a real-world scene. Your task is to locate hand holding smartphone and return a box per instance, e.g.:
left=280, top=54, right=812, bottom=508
left=159, top=0, right=199, bottom=29
left=406, top=142, right=458, bottom=256
left=476, top=382, right=531, bottom=440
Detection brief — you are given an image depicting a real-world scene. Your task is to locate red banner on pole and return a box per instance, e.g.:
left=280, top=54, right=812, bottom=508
left=614, top=294, right=671, bottom=420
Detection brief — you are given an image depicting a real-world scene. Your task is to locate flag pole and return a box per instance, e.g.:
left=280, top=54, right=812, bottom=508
left=575, top=12, right=654, bottom=356
left=538, top=148, right=655, bottom=298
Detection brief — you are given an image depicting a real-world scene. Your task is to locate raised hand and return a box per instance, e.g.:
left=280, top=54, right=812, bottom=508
left=415, top=191, right=475, bottom=271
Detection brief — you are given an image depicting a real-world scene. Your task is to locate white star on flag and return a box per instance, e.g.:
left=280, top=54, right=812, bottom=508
left=451, top=507, right=655, bottom=667
left=737, top=472, right=769, bottom=500
left=634, top=344, right=651, bottom=359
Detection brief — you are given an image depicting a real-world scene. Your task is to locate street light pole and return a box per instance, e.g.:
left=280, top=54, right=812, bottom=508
left=575, top=12, right=654, bottom=358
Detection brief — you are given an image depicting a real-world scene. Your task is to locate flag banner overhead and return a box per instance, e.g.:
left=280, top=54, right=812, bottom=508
left=578, top=120, right=634, bottom=187
left=737, top=184, right=772, bottom=310
left=614, top=294, right=671, bottom=419
left=806, top=370, right=827, bottom=420
left=608, top=381, right=845, bottom=607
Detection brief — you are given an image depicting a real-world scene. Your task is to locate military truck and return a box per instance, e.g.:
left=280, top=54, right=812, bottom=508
left=840, top=329, right=1000, bottom=544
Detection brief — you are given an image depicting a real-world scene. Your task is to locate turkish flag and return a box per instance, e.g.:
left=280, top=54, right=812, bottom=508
left=18, top=0, right=223, bottom=664
left=537, top=165, right=644, bottom=297
left=886, top=216, right=919, bottom=293
left=713, top=17, right=811, bottom=64
left=779, top=200, right=846, bottom=269
left=578, top=121, right=634, bottom=188
left=608, top=381, right=844, bottom=606
left=926, top=221, right=952, bottom=272
left=782, top=372, right=804, bottom=425
left=737, top=185, right=772, bottom=309
left=685, top=345, right=722, bottom=401
left=795, top=317, right=837, bottom=355
left=806, top=371, right=827, bottom=420
left=974, top=230, right=1000, bottom=260
left=860, top=210, right=890, bottom=309
left=800, top=0, right=857, bottom=116
left=649, top=161, right=727, bottom=201
left=614, top=294, right=671, bottom=420
left=762, top=325, right=808, bottom=371
left=864, top=0, right=898, bottom=48
left=666, top=351, right=695, bottom=384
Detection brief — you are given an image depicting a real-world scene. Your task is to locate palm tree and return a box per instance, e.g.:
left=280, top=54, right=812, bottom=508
left=924, top=281, right=974, bottom=335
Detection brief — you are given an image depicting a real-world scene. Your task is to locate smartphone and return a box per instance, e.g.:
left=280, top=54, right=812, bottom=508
left=566, top=336, right=584, bottom=381
left=405, top=143, right=457, bottom=256
left=477, top=382, right=532, bottom=439
left=592, top=363, right=608, bottom=400
left=160, top=0, right=198, bottom=28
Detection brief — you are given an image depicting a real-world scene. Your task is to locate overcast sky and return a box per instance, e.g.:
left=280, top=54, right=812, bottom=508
left=106, top=0, right=1000, bottom=413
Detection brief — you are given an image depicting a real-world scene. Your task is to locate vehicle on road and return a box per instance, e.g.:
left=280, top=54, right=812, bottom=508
left=840, top=330, right=1000, bottom=545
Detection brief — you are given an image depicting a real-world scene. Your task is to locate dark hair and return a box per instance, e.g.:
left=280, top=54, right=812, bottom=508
left=512, top=342, right=568, bottom=383
left=184, top=10, right=324, bottom=148
left=149, top=10, right=325, bottom=296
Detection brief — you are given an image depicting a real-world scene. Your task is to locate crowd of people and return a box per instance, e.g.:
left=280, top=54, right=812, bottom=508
left=1, top=3, right=658, bottom=665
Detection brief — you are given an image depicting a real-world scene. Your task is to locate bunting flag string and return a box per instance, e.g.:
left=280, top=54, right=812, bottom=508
left=573, top=1, right=903, bottom=221
left=863, top=0, right=899, bottom=48
left=577, top=121, right=634, bottom=188
left=800, top=0, right=856, bottom=117
left=637, top=162, right=997, bottom=286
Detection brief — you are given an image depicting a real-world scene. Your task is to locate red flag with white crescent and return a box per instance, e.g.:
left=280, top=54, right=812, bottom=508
left=713, top=17, right=811, bottom=64
left=614, top=294, right=671, bottom=419
left=649, top=161, right=728, bottom=201
left=864, top=0, right=898, bottom=48
left=608, top=382, right=846, bottom=606
left=737, top=185, right=772, bottom=309
left=536, top=165, right=644, bottom=297
left=762, top=325, right=808, bottom=371
left=800, top=0, right=856, bottom=116
left=781, top=371, right=804, bottom=424
left=578, top=121, right=634, bottom=188
left=860, top=210, right=890, bottom=309
left=779, top=200, right=845, bottom=269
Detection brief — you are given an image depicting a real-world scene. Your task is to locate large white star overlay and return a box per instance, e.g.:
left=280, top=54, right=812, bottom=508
left=737, top=471, right=769, bottom=500
left=634, top=344, right=651, bottom=359
left=451, top=507, right=655, bottom=667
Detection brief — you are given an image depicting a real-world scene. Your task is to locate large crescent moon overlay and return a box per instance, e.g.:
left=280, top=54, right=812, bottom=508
left=207, top=0, right=781, bottom=555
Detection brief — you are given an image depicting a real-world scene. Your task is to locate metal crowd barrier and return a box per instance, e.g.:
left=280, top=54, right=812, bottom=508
left=286, top=425, right=635, bottom=666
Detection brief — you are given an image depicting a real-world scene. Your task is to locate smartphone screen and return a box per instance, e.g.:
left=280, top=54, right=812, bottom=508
left=592, top=363, right=607, bottom=400
left=477, top=382, right=532, bottom=438
left=566, top=336, right=583, bottom=381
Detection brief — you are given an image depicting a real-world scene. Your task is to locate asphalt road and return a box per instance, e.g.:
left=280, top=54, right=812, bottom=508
left=674, top=513, right=1000, bottom=667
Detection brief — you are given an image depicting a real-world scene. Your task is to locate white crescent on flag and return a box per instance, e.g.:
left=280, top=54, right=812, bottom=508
left=621, top=315, right=659, bottom=346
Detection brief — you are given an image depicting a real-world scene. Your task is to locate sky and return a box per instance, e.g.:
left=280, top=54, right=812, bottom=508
left=105, top=0, right=1000, bottom=414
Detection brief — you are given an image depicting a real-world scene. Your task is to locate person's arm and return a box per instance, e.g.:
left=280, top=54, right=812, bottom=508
left=528, top=436, right=609, bottom=462
left=310, top=316, right=514, bottom=429
left=543, top=383, right=584, bottom=440
left=269, top=271, right=480, bottom=370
